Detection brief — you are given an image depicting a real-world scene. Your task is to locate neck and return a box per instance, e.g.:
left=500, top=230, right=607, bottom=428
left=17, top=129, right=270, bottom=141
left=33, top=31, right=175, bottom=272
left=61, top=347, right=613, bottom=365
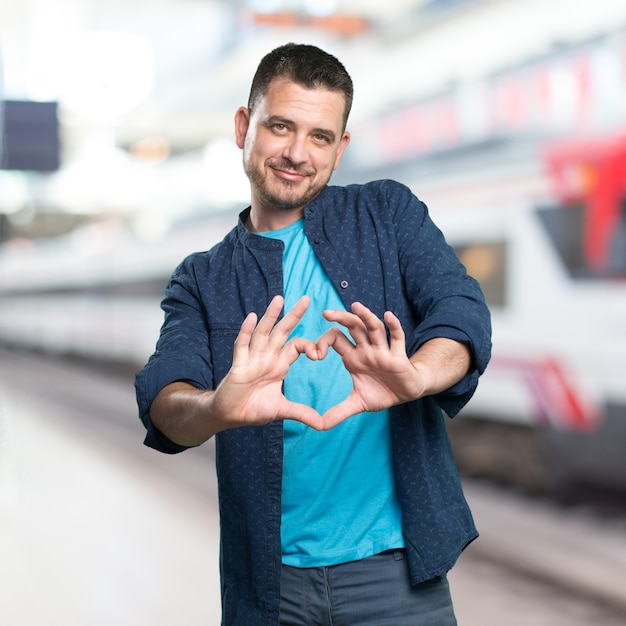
left=246, top=207, right=304, bottom=233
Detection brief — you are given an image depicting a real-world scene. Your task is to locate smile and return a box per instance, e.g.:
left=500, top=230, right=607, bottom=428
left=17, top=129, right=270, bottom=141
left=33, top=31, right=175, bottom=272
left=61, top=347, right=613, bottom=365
left=274, top=169, right=306, bottom=182
left=271, top=165, right=313, bottom=182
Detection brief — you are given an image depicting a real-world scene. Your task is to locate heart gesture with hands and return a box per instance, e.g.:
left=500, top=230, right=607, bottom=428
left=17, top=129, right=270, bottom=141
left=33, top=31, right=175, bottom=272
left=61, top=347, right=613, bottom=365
left=151, top=295, right=467, bottom=445
left=219, top=297, right=428, bottom=432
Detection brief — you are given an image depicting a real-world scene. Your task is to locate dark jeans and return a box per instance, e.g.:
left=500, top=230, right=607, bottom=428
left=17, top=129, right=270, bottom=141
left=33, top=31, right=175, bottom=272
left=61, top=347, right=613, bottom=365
left=279, top=549, right=457, bottom=626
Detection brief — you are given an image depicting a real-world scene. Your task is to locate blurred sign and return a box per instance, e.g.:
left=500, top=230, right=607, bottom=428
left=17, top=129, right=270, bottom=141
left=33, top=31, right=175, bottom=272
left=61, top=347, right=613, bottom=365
left=246, top=11, right=370, bottom=36
left=350, top=30, right=626, bottom=167
left=1, top=100, right=60, bottom=172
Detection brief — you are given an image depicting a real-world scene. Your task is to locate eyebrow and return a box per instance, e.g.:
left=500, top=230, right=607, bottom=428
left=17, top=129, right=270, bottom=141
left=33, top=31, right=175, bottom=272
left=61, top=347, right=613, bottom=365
left=263, top=115, right=337, bottom=143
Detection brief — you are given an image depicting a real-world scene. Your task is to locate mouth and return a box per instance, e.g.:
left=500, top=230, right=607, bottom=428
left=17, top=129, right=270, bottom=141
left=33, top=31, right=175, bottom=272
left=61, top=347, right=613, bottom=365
left=275, top=169, right=304, bottom=182
left=270, top=162, right=313, bottom=183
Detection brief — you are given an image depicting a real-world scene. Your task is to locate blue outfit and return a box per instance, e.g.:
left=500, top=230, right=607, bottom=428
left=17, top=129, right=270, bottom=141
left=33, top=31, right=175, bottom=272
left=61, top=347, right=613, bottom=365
left=135, top=179, right=492, bottom=626
left=258, top=219, right=405, bottom=567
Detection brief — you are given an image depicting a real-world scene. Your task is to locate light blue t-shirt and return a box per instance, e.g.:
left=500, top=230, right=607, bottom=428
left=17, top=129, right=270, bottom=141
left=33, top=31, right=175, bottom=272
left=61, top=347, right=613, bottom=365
left=259, top=219, right=404, bottom=567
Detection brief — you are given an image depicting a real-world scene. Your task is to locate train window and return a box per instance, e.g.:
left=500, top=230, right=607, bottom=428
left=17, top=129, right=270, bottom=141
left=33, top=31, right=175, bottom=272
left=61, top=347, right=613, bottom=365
left=454, top=240, right=507, bottom=308
left=536, top=203, right=587, bottom=276
left=610, top=200, right=626, bottom=275
left=98, top=278, right=169, bottom=298
left=536, top=201, right=626, bottom=279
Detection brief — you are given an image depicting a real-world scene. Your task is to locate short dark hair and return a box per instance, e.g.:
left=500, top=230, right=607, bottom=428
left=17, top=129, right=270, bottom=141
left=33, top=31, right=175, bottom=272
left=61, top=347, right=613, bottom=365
left=247, top=43, right=354, bottom=131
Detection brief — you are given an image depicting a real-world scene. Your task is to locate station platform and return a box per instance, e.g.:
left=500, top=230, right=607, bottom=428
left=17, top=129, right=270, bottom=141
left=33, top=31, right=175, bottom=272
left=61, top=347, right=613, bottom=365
left=0, top=358, right=222, bottom=626
left=1, top=350, right=625, bottom=625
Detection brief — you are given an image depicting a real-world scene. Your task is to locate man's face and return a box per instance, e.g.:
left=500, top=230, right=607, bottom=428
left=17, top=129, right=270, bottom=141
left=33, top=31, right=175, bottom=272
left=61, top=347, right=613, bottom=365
left=235, top=78, right=350, bottom=220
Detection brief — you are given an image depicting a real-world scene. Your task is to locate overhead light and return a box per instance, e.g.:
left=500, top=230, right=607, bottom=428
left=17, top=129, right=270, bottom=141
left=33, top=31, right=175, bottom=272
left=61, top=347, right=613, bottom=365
left=0, top=172, right=30, bottom=215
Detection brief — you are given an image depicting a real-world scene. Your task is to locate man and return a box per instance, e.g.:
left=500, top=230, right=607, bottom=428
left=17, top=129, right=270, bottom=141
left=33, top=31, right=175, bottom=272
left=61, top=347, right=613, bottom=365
left=136, top=43, right=491, bottom=625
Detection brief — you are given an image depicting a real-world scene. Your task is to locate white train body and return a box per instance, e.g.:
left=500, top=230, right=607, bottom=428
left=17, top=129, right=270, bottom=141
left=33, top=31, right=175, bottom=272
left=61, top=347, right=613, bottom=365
left=1, top=142, right=625, bottom=492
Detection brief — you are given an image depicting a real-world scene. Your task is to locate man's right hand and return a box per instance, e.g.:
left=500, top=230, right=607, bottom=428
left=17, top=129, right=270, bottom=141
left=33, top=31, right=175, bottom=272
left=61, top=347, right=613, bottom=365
left=149, top=295, right=324, bottom=447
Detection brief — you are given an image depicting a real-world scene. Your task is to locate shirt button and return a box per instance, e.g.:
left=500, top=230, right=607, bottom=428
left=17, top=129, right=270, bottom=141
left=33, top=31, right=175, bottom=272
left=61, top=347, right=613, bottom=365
left=340, top=280, right=349, bottom=289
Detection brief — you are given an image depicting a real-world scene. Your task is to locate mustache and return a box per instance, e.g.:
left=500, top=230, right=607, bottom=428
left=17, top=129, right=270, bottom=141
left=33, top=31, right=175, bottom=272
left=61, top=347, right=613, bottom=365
left=269, top=159, right=315, bottom=176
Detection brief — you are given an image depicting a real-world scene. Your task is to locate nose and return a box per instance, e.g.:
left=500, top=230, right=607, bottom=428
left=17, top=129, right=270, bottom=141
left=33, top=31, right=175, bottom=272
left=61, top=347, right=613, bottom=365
left=282, top=132, right=308, bottom=166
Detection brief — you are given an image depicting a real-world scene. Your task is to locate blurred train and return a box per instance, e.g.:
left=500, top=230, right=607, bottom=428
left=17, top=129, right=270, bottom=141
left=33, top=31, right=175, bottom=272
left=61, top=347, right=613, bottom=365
left=4, top=23, right=626, bottom=496
left=409, top=134, right=626, bottom=496
left=1, top=130, right=625, bottom=498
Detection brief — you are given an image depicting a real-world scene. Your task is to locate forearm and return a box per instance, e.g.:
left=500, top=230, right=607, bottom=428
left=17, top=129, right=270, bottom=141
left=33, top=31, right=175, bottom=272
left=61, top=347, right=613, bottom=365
left=409, top=337, right=472, bottom=397
left=149, top=381, right=222, bottom=447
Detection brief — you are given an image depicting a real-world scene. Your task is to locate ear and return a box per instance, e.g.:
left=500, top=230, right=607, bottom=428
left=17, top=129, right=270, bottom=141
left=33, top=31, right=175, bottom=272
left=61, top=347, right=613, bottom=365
left=333, top=131, right=351, bottom=171
left=234, top=107, right=251, bottom=149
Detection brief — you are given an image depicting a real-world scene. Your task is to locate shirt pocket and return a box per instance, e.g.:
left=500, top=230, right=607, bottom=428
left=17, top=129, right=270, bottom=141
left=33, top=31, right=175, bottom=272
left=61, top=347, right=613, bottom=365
left=208, top=323, right=240, bottom=383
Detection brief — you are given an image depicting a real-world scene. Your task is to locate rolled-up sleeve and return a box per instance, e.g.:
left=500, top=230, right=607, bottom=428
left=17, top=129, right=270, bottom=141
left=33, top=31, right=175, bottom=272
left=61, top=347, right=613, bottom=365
left=135, top=257, right=214, bottom=453
left=392, top=183, right=492, bottom=416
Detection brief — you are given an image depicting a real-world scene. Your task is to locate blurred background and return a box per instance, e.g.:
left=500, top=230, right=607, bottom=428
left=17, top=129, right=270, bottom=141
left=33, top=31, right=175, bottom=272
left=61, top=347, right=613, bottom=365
left=1, top=1, right=626, bottom=625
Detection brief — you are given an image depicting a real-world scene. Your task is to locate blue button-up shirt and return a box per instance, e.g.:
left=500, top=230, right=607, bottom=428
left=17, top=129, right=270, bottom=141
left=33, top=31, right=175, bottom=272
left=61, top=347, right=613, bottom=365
left=135, top=179, right=492, bottom=626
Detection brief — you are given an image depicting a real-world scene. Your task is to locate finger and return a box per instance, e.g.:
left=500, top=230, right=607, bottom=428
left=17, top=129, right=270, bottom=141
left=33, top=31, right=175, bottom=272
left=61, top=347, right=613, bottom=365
left=322, top=309, right=370, bottom=344
left=232, top=311, right=258, bottom=362
left=251, top=295, right=284, bottom=345
left=256, top=295, right=311, bottom=353
left=285, top=337, right=319, bottom=363
left=350, top=302, right=390, bottom=347
left=272, top=295, right=310, bottom=342
left=316, top=327, right=354, bottom=359
left=383, top=310, right=407, bottom=355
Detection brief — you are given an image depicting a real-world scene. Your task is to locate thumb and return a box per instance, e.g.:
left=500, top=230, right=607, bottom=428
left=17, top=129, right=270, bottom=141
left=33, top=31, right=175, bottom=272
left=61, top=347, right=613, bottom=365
left=282, top=400, right=325, bottom=431
left=321, top=395, right=362, bottom=430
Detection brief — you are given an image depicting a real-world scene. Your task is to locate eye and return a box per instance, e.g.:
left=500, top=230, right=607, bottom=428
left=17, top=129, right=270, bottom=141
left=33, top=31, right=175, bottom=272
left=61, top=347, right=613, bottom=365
left=313, top=133, right=331, bottom=144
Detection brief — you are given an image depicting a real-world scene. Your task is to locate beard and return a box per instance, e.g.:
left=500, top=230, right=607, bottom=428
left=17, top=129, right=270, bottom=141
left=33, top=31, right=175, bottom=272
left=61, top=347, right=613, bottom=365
left=243, top=157, right=330, bottom=211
